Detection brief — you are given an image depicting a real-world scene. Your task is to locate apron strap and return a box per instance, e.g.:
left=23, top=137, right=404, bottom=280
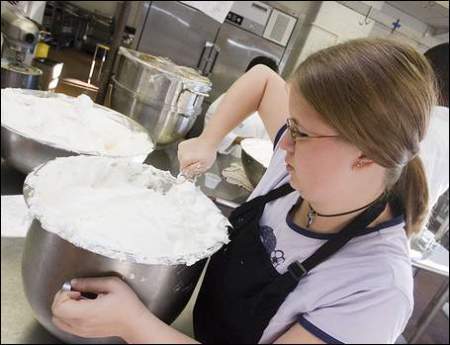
left=288, top=199, right=388, bottom=281
left=231, top=183, right=294, bottom=217
left=228, top=183, right=294, bottom=237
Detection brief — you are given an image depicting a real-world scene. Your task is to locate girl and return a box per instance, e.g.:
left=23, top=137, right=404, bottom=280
left=52, top=38, right=437, bottom=344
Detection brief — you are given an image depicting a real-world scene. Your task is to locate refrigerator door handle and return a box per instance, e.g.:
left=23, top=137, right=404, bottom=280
left=205, top=44, right=220, bottom=76
left=197, top=41, right=214, bottom=74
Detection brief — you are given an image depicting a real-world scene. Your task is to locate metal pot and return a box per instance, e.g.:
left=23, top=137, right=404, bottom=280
left=111, top=77, right=202, bottom=146
left=1, top=89, right=153, bottom=174
left=21, top=219, right=206, bottom=344
left=1, top=60, right=42, bottom=89
left=110, top=47, right=211, bottom=146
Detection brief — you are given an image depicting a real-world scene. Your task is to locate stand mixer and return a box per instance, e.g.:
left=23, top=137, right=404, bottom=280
left=1, top=5, right=43, bottom=89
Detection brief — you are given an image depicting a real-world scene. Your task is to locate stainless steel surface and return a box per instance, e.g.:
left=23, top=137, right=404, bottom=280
left=241, top=147, right=267, bottom=188
left=111, top=78, right=200, bottom=146
left=226, top=1, right=271, bottom=36
left=114, top=49, right=211, bottom=113
left=111, top=48, right=211, bottom=146
left=207, top=21, right=284, bottom=101
left=1, top=89, right=153, bottom=174
left=197, top=41, right=215, bottom=75
left=21, top=219, right=206, bottom=344
left=133, top=1, right=299, bottom=104
left=135, top=1, right=221, bottom=69
left=1, top=125, right=77, bottom=174
left=1, top=61, right=42, bottom=89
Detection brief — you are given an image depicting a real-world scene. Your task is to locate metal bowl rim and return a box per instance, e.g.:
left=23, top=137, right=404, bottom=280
left=1, top=89, right=154, bottom=157
left=118, top=47, right=212, bottom=88
left=22, top=159, right=229, bottom=266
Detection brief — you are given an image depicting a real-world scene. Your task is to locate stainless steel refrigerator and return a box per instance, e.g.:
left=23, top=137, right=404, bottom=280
left=132, top=1, right=300, bottom=103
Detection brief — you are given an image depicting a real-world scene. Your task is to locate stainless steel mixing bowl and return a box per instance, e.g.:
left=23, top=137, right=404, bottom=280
left=1, top=89, right=153, bottom=174
left=21, top=179, right=207, bottom=344
left=110, top=48, right=211, bottom=147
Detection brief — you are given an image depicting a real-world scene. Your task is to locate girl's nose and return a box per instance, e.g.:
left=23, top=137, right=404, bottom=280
left=280, top=131, right=295, bottom=153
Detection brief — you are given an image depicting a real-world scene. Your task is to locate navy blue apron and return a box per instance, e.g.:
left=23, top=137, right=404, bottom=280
left=194, top=183, right=387, bottom=344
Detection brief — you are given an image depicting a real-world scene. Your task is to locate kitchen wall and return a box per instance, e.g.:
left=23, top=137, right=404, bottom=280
left=368, top=2, right=449, bottom=53
left=280, top=1, right=379, bottom=76
left=284, top=1, right=448, bottom=75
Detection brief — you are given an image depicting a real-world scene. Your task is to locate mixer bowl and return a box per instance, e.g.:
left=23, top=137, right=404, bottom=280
left=21, top=175, right=207, bottom=343
left=1, top=89, right=153, bottom=174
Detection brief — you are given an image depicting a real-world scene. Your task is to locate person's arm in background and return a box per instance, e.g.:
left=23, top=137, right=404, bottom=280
left=178, top=65, right=289, bottom=176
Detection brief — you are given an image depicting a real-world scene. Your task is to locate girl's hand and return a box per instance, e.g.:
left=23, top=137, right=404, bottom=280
left=51, top=277, right=148, bottom=340
left=178, top=136, right=217, bottom=177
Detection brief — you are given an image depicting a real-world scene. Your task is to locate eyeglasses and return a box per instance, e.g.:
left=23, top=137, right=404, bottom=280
left=286, top=118, right=339, bottom=141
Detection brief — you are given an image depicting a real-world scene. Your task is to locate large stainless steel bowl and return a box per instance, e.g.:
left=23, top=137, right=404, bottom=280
left=110, top=48, right=211, bottom=147
left=1, top=60, right=42, bottom=89
left=111, top=77, right=201, bottom=146
left=1, top=89, right=153, bottom=174
left=21, top=182, right=207, bottom=344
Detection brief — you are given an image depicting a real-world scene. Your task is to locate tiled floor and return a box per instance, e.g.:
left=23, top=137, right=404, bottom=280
left=45, top=46, right=449, bottom=344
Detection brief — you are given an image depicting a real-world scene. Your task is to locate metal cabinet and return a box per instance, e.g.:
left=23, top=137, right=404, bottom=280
left=207, top=21, right=284, bottom=101
left=135, top=1, right=221, bottom=69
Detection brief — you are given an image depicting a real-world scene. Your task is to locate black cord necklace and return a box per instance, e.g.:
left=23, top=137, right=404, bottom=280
left=306, top=193, right=386, bottom=228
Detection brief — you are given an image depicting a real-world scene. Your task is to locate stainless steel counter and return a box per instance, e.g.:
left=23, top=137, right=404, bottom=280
left=1, top=145, right=251, bottom=343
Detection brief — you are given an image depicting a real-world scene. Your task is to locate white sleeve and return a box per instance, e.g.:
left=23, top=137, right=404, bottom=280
left=298, top=288, right=412, bottom=344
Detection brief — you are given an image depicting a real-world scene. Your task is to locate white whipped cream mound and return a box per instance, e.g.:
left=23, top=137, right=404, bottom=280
left=24, top=156, right=230, bottom=266
left=1, top=88, right=153, bottom=158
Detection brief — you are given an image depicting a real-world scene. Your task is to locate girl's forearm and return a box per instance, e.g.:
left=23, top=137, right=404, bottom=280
left=123, top=310, right=199, bottom=344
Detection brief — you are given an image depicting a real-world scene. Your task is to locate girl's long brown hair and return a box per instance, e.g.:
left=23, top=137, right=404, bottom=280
left=293, top=38, right=438, bottom=237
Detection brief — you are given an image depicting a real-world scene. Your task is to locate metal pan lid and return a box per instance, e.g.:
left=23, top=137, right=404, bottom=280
left=118, top=47, right=211, bottom=88
left=176, top=66, right=211, bottom=86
